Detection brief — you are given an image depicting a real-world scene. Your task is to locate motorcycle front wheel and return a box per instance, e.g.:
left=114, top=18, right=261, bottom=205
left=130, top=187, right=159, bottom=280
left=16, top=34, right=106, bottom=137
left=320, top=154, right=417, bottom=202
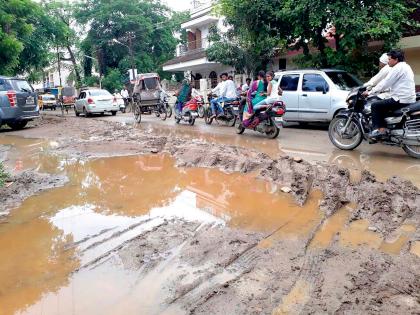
left=402, top=144, right=420, bottom=159
left=198, top=105, right=205, bottom=118
left=134, top=105, right=142, bottom=123
left=236, top=123, right=245, bottom=134
left=328, top=117, right=363, bottom=150
left=166, top=104, right=172, bottom=118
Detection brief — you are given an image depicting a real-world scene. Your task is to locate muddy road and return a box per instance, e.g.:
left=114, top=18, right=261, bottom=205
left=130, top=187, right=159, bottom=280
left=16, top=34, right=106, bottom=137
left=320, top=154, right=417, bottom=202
left=0, top=114, right=419, bottom=315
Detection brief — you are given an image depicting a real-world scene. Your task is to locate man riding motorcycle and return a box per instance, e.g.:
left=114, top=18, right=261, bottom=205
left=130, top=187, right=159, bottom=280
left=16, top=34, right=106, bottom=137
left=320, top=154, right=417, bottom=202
left=363, top=50, right=416, bottom=139
left=209, top=73, right=238, bottom=119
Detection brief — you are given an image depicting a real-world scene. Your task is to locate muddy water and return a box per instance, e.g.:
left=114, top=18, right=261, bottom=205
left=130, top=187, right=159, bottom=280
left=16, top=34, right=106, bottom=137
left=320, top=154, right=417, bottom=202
left=0, top=135, right=417, bottom=314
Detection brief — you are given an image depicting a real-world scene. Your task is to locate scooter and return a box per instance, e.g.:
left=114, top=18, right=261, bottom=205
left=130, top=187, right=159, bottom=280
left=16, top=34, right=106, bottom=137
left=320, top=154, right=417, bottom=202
left=175, top=96, right=200, bottom=126
left=236, top=101, right=286, bottom=139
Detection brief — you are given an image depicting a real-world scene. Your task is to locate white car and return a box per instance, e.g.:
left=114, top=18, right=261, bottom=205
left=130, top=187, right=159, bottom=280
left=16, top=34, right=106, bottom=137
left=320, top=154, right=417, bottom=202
left=274, top=69, right=362, bottom=123
left=75, top=89, right=118, bottom=117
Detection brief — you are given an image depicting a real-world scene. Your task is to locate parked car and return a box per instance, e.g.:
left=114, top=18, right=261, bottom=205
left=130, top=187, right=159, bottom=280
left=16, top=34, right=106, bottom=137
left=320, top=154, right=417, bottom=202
left=113, top=93, right=126, bottom=113
left=0, top=76, right=39, bottom=130
left=38, top=94, right=57, bottom=110
left=74, top=88, right=118, bottom=117
left=274, top=69, right=362, bottom=123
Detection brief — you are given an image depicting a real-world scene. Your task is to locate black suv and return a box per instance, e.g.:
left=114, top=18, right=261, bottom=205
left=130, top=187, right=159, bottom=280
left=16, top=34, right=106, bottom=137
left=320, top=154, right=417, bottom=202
left=0, top=76, right=39, bottom=130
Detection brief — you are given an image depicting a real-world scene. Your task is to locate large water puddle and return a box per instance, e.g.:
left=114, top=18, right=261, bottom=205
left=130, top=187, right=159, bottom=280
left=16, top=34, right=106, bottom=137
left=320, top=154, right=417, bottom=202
left=0, top=135, right=417, bottom=314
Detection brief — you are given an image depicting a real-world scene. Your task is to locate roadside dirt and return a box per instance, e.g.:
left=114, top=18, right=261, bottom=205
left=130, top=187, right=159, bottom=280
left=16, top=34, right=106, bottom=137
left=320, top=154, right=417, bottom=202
left=0, top=115, right=419, bottom=315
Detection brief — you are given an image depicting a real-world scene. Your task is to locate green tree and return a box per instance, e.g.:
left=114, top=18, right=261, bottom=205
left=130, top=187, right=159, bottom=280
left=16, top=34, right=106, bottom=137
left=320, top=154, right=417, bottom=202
left=102, top=69, right=123, bottom=92
left=75, top=0, right=185, bottom=80
left=207, top=0, right=419, bottom=78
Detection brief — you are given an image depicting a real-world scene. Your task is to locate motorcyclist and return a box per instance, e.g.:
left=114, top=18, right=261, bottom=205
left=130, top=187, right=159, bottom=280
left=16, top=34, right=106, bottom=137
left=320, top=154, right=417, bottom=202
left=174, top=79, right=192, bottom=115
left=364, top=53, right=391, bottom=90
left=362, top=50, right=416, bottom=139
left=209, top=73, right=237, bottom=119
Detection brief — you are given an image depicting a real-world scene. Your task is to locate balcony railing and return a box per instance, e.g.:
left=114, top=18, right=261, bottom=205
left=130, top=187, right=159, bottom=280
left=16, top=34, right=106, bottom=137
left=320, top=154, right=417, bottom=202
left=176, top=37, right=210, bottom=57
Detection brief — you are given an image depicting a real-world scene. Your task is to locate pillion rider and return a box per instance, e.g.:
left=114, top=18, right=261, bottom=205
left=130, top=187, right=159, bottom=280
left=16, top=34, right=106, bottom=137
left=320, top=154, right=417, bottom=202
left=362, top=50, right=416, bottom=139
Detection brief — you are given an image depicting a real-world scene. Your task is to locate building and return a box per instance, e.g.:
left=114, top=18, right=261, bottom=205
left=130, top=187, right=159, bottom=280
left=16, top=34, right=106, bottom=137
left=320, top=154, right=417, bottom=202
left=162, top=0, right=234, bottom=92
left=164, top=2, right=420, bottom=91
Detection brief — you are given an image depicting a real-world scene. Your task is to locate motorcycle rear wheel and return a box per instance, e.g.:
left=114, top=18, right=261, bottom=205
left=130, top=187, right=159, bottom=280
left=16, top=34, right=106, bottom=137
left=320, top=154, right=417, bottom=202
left=402, top=144, right=420, bottom=159
left=328, top=117, right=362, bottom=150
left=205, top=109, right=213, bottom=125
left=265, top=125, right=280, bottom=139
left=236, top=123, right=245, bottom=134
left=226, top=113, right=236, bottom=127
left=160, top=107, right=167, bottom=121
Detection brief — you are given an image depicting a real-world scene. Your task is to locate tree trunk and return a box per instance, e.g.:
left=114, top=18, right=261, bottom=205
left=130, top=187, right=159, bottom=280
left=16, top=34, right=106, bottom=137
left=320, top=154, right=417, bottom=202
left=316, top=26, right=327, bottom=67
left=66, top=45, right=81, bottom=86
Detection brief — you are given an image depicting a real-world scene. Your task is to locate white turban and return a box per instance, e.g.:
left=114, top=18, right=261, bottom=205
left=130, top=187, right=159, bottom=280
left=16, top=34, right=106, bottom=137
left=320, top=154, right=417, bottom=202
left=379, top=53, right=389, bottom=65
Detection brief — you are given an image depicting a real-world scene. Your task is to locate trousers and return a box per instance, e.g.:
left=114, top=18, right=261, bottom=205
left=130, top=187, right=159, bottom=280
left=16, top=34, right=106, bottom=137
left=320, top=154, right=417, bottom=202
left=371, top=98, right=405, bottom=129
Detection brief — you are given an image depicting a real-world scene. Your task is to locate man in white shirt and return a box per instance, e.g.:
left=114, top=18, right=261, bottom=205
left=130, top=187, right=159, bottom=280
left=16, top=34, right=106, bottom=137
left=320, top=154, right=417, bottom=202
left=364, top=53, right=391, bottom=89
left=121, top=87, right=130, bottom=106
left=210, top=73, right=238, bottom=118
left=363, top=50, right=416, bottom=138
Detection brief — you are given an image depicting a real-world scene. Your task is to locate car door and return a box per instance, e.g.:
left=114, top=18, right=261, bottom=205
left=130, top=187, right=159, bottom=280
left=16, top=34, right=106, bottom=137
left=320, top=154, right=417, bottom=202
left=279, top=73, right=300, bottom=121
left=298, top=73, right=332, bottom=121
left=76, top=92, right=85, bottom=111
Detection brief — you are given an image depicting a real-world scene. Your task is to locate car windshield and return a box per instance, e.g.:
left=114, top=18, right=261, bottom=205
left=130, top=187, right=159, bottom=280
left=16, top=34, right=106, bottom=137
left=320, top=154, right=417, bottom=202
left=10, top=79, right=33, bottom=92
left=325, top=72, right=362, bottom=91
left=89, top=90, right=111, bottom=97
left=43, top=95, right=55, bottom=100
left=143, top=77, right=159, bottom=90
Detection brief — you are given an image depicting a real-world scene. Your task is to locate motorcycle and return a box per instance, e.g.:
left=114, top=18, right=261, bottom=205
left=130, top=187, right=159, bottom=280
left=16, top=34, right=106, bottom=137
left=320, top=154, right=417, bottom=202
left=236, top=101, right=286, bottom=139
left=174, top=95, right=200, bottom=126
left=205, top=94, right=239, bottom=127
left=328, top=87, right=420, bottom=158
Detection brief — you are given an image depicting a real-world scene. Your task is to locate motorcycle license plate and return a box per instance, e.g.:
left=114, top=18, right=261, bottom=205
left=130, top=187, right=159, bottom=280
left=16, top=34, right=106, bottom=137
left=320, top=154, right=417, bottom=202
left=274, top=117, right=283, bottom=122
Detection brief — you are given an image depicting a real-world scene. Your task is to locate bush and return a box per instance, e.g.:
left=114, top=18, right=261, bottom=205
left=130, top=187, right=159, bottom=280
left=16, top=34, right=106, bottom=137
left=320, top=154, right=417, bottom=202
left=0, top=162, right=9, bottom=188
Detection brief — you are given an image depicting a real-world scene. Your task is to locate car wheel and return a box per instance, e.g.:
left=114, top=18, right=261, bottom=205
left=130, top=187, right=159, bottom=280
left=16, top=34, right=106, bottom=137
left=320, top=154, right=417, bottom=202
left=75, top=107, right=80, bottom=117
left=112, top=111, right=117, bottom=116
left=83, top=107, right=90, bottom=117
left=8, top=121, right=28, bottom=130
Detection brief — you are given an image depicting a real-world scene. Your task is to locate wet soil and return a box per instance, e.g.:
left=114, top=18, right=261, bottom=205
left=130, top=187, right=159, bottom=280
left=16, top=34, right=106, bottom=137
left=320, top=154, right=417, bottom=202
left=0, top=115, right=419, bottom=315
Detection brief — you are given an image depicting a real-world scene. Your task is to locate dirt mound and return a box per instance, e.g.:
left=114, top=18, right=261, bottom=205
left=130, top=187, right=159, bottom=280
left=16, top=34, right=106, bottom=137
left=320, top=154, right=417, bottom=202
left=0, top=171, right=68, bottom=217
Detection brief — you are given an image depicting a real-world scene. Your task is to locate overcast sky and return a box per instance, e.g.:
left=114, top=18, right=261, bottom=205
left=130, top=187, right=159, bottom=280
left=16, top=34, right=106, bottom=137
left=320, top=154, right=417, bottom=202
left=165, top=0, right=191, bottom=11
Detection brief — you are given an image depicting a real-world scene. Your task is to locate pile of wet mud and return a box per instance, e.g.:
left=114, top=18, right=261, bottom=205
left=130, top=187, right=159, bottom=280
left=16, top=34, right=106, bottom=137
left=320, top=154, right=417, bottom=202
left=17, top=116, right=419, bottom=238
left=0, top=171, right=67, bottom=217
left=1, top=116, right=419, bottom=314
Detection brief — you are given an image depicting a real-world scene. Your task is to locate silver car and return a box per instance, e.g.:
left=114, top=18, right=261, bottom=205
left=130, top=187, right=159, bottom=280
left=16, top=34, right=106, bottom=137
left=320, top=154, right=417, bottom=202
left=75, top=89, right=118, bottom=117
left=274, top=69, right=362, bottom=123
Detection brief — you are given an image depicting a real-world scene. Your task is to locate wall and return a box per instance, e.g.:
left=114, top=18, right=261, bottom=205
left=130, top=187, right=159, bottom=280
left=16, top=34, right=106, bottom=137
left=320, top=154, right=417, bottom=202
left=405, top=47, right=420, bottom=90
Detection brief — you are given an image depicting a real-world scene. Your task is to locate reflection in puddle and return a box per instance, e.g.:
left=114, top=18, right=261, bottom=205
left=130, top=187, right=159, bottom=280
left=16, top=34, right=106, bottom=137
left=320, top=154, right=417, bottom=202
left=0, top=151, right=322, bottom=314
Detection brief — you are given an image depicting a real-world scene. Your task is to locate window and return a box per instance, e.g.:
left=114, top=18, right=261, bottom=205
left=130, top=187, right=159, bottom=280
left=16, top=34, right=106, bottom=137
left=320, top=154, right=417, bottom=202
left=325, top=71, right=362, bottom=91
left=302, top=74, right=329, bottom=92
left=89, top=90, right=111, bottom=96
left=209, top=71, right=218, bottom=88
left=0, top=79, right=11, bottom=91
left=279, top=74, right=300, bottom=91
left=10, top=79, right=33, bottom=92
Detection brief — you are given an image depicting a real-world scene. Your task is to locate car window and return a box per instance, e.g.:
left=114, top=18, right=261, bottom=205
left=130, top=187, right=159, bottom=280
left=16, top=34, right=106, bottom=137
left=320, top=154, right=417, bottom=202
left=89, top=90, right=111, bottom=96
left=43, top=95, right=56, bottom=101
left=79, top=92, right=85, bottom=99
left=0, top=79, right=12, bottom=91
left=10, top=80, right=33, bottom=92
left=279, top=74, right=300, bottom=91
left=302, top=74, right=329, bottom=92
left=325, top=71, right=362, bottom=91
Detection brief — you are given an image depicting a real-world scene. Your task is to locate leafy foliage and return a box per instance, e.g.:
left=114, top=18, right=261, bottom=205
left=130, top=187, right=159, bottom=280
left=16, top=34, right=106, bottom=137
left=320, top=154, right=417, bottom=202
left=74, top=0, right=186, bottom=80
left=208, top=0, right=419, bottom=78
left=102, top=69, right=123, bottom=93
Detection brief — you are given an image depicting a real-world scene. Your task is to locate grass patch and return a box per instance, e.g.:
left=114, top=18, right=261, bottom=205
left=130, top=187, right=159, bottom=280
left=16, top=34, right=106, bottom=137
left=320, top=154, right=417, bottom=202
left=0, top=161, right=9, bottom=187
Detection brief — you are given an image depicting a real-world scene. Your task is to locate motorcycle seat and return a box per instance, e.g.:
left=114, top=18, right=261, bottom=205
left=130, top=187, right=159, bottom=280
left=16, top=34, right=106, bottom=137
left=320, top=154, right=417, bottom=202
left=392, top=101, right=420, bottom=116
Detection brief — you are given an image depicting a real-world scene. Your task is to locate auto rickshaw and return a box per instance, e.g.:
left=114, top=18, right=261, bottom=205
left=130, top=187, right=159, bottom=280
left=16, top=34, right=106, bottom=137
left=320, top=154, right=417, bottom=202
left=132, top=73, right=171, bottom=123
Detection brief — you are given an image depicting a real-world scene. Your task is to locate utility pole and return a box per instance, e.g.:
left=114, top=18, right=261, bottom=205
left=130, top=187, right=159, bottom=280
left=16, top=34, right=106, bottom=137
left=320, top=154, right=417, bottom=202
left=127, top=31, right=136, bottom=82
left=56, top=46, right=62, bottom=87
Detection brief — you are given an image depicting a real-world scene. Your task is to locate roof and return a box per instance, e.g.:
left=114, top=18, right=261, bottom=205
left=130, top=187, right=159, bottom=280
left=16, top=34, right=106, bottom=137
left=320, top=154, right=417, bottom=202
left=0, top=76, right=26, bottom=80
left=274, top=68, right=347, bottom=74
left=163, top=49, right=207, bottom=67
